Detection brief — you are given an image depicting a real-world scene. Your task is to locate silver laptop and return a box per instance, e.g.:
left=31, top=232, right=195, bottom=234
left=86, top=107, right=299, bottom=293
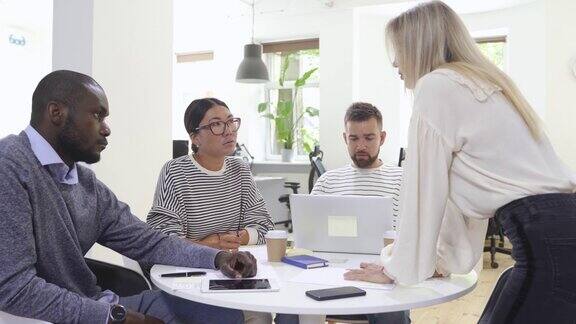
left=289, top=194, right=393, bottom=255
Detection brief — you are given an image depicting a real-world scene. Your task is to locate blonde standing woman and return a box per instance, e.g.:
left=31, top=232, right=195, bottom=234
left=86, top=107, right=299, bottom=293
left=343, top=1, right=576, bottom=323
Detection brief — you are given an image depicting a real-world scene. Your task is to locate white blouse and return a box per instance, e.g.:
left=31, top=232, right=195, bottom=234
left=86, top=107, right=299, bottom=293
left=381, top=68, right=576, bottom=285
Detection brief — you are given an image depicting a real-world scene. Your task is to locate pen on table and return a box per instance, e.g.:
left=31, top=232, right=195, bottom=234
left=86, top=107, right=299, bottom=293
left=161, top=271, right=206, bottom=278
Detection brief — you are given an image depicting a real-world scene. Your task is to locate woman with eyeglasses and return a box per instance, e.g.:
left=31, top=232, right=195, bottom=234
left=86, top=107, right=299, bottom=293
left=147, top=97, right=273, bottom=252
left=342, top=2, right=576, bottom=323
left=147, top=98, right=274, bottom=324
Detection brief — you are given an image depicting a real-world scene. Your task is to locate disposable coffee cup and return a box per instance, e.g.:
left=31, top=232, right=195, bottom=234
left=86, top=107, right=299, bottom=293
left=383, top=230, right=397, bottom=247
left=265, top=230, right=288, bottom=262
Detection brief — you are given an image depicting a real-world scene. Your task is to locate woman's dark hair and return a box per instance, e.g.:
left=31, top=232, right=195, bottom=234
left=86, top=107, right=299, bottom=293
left=184, top=97, right=229, bottom=153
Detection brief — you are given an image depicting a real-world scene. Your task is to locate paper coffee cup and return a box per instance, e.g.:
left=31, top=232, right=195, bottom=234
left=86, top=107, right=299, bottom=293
left=383, top=230, right=397, bottom=247
left=265, top=230, right=288, bottom=262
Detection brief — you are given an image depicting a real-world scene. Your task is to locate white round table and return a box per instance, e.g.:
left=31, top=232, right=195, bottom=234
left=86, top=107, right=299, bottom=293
left=151, top=246, right=477, bottom=324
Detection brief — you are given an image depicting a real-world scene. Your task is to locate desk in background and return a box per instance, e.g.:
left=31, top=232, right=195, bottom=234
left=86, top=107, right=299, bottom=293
left=254, top=176, right=290, bottom=225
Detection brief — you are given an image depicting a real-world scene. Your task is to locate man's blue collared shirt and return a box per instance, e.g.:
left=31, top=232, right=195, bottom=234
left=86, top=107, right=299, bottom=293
left=24, top=125, right=79, bottom=185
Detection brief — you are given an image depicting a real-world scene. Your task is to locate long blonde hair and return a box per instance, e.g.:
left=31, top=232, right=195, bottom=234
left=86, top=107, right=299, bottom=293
left=385, top=1, right=542, bottom=138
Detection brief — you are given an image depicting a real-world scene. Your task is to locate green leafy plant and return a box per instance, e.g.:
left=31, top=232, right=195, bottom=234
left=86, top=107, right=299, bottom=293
left=258, top=55, right=319, bottom=152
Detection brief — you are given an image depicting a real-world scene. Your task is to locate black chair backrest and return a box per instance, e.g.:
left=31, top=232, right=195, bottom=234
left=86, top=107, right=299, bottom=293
left=173, top=140, right=189, bottom=159
left=85, top=258, right=150, bottom=297
left=398, top=147, right=406, bottom=167
left=311, top=156, right=326, bottom=177
left=308, top=145, right=326, bottom=193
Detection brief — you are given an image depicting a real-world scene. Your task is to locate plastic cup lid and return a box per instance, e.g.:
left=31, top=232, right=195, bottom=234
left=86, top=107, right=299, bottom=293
left=265, top=230, right=288, bottom=239
left=383, top=230, right=397, bottom=239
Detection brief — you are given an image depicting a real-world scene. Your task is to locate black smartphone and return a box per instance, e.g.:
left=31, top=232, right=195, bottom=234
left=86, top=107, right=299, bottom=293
left=305, top=286, right=366, bottom=301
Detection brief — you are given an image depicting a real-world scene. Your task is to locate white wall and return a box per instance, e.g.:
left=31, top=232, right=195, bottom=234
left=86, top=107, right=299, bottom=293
left=318, top=10, right=357, bottom=170
left=52, top=0, right=93, bottom=73
left=545, top=0, right=576, bottom=169
left=354, top=10, right=404, bottom=165
left=0, top=0, right=52, bottom=137
left=90, top=0, right=173, bottom=220
left=463, top=1, right=546, bottom=118
left=89, top=0, right=173, bottom=264
left=52, top=0, right=173, bottom=223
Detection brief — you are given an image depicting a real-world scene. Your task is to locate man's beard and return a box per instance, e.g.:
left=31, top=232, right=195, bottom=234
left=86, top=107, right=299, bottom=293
left=351, top=151, right=379, bottom=168
left=58, top=118, right=101, bottom=164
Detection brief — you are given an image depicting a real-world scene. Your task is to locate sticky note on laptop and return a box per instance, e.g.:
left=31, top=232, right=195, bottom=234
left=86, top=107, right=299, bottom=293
left=328, top=216, right=358, bottom=237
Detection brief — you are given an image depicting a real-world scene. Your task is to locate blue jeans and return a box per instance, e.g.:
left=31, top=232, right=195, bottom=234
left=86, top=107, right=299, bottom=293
left=275, top=311, right=410, bottom=324
left=120, top=290, right=243, bottom=324
left=479, top=193, right=576, bottom=324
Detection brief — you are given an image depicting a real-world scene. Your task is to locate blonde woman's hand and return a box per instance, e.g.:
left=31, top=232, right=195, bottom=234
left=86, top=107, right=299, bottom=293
left=359, top=262, right=384, bottom=271
left=344, top=263, right=394, bottom=284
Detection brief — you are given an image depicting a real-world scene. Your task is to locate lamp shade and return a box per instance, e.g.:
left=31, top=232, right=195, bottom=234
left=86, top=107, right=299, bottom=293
left=236, top=44, right=269, bottom=83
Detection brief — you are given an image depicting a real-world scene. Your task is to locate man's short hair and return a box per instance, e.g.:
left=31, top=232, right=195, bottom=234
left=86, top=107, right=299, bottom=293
left=344, top=102, right=383, bottom=128
left=30, top=70, right=100, bottom=126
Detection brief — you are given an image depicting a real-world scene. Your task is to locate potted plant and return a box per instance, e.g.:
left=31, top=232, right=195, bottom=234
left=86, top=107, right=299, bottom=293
left=258, top=55, right=319, bottom=162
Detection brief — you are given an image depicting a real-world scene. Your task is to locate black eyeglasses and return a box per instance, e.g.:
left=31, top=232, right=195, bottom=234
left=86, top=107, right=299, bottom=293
left=194, top=117, right=241, bottom=135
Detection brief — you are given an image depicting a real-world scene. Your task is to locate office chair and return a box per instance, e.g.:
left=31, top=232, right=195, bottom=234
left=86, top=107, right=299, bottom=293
left=483, top=218, right=511, bottom=268
left=308, top=145, right=326, bottom=193
left=0, top=258, right=151, bottom=324
left=276, top=182, right=299, bottom=233
left=276, top=146, right=326, bottom=232
left=173, top=140, right=189, bottom=159
left=398, top=147, right=406, bottom=167
left=86, top=257, right=151, bottom=297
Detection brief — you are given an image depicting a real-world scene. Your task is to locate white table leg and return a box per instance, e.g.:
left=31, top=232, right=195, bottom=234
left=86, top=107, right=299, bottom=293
left=298, top=314, right=326, bottom=324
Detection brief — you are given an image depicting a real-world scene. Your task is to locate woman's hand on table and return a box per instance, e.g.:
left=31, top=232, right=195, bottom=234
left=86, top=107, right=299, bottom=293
left=343, top=262, right=394, bottom=284
left=230, top=229, right=250, bottom=245
left=218, top=233, right=242, bottom=250
left=195, top=232, right=242, bottom=251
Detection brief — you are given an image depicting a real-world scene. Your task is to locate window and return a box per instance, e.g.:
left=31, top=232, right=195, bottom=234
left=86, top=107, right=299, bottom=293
left=173, top=51, right=217, bottom=141
left=261, top=39, right=320, bottom=159
left=476, top=36, right=506, bottom=70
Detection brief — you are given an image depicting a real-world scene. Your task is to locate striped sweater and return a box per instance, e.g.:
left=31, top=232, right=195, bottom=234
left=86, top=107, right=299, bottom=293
left=311, top=163, right=403, bottom=230
left=147, top=155, right=273, bottom=244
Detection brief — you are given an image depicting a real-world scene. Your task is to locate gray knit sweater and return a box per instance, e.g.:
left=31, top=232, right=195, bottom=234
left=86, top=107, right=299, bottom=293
left=0, top=132, right=220, bottom=324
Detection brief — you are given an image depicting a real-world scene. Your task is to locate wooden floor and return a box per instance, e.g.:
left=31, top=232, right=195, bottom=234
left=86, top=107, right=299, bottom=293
left=410, top=250, right=514, bottom=324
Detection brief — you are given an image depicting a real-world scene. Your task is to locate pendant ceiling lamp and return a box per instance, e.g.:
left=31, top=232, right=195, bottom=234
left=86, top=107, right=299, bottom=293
left=236, top=0, right=269, bottom=83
